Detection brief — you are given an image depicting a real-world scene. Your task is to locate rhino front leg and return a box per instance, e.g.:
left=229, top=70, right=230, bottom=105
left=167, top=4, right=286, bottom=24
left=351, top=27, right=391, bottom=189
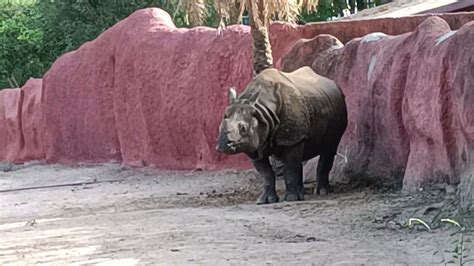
left=269, top=155, right=284, bottom=178
left=279, top=143, right=305, bottom=202
left=252, top=157, right=279, bottom=205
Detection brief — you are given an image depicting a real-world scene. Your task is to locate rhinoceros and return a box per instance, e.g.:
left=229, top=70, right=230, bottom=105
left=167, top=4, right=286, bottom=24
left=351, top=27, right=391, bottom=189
left=216, top=67, right=348, bottom=204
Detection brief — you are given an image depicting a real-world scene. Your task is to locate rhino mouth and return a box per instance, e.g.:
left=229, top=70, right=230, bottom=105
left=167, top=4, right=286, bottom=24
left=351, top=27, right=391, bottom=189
left=216, top=140, right=244, bottom=154
left=224, top=141, right=243, bottom=153
left=227, top=141, right=243, bottom=149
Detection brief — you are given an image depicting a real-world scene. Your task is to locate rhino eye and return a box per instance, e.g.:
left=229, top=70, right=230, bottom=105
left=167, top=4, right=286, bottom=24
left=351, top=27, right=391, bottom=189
left=238, top=122, right=248, bottom=134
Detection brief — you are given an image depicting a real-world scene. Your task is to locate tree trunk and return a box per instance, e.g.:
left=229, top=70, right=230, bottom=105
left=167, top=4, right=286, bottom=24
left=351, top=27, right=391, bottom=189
left=247, top=0, right=276, bottom=175
left=349, top=0, right=356, bottom=13
left=249, top=0, right=273, bottom=76
left=250, top=26, right=273, bottom=76
left=333, top=0, right=347, bottom=16
left=356, top=0, right=367, bottom=11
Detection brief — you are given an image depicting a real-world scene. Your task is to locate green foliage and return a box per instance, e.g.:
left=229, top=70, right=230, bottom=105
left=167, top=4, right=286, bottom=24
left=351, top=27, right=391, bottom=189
left=36, top=0, right=191, bottom=55
left=0, top=0, right=186, bottom=89
left=0, top=1, right=44, bottom=88
left=299, top=3, right=339, bottom=23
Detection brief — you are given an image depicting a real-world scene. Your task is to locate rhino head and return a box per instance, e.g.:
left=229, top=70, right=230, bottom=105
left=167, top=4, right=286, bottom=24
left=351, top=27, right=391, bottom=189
left=215, top=87, right=264, bottom=155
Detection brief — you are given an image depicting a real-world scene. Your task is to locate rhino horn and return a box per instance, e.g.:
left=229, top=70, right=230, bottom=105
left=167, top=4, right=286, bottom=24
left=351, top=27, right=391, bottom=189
left=228, top=87, right=237, bottom=105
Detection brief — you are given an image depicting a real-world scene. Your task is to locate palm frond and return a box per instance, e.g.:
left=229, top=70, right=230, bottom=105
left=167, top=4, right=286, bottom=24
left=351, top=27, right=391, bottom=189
left=185, top=0, right=207, bottom=26
left=299, top=0, right=319, bottom=13
left=214, top=0, right=235, bottom=29
left=236, top=0, right=246, bottom=26
left=172, top=0, right=322, bottom=77
left=249, top=0, right=268, bottom=28
left=178, top=0, right=321, bottom=28
left=272, top=0, right=300, bottom=24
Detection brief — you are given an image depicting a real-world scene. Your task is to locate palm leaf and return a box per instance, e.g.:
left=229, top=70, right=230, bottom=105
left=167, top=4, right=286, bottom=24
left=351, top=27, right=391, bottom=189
left=174, top=0, right=323, bottom=75
left=179, top=0, right=321, bottom=27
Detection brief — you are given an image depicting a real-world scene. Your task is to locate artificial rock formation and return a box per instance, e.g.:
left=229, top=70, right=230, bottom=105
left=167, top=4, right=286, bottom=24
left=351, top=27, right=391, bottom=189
left=1, top=8, right=473, bottom=190
left=0, top=79, right=44, bottom=163
left=282, top=17, right=474, bottom=189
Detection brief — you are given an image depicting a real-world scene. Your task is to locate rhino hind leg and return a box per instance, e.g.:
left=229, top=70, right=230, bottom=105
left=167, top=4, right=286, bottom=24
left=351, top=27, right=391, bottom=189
left=316, top=153, right=335, bottom=195
left=252, top=157, right=279, bottom=205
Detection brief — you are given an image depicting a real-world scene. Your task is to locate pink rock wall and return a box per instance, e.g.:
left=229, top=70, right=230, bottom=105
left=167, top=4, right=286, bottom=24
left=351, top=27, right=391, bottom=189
left=0, top=79, right=44, bottom=163
left=19, top=79, right=45, bottom=162
left=282, top=17, right=474, bottom=188
left=0, top=88, right=22, bottom=162
left=41, top=9, right=254, bottom=169
left=0, top=8, right=473, bottom=188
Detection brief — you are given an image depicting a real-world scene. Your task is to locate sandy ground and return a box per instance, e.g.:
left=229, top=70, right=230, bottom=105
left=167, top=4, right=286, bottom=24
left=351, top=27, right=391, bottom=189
left=0, top=162, right=472, bottom=265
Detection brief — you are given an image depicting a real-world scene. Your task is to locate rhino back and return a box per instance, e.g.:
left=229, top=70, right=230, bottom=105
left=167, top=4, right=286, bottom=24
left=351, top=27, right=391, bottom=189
left=239, top=67, right=347, bottom=147
left=284, top=67, right=347, bottom=139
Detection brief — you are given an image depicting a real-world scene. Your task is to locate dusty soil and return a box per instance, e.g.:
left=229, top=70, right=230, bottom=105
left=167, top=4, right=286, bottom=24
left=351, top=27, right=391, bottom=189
left=0, top=163, right=472, bottom=265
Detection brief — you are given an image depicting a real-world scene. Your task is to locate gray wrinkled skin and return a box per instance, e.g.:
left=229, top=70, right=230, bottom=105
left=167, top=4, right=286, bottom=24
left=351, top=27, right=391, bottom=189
left=216, top=67, right=348, bottom=204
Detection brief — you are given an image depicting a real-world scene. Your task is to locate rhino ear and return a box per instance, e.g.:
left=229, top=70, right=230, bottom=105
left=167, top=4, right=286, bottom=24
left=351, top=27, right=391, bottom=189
left=228, top=87, right=237, bottom=105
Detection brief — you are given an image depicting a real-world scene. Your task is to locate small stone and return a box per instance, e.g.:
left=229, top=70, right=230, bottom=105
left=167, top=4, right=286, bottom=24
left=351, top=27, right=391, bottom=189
left=445, top=185, right=455, bottom=194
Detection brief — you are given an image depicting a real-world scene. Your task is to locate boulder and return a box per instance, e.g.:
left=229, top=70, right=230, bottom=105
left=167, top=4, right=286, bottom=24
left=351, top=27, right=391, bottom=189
left=41, top=8, right=253, bottom=169
left=0, top=88, right=22, bottom=162
left=282, top=17, right=474, bottom=189
left=19, top=78, right=45, bottom=162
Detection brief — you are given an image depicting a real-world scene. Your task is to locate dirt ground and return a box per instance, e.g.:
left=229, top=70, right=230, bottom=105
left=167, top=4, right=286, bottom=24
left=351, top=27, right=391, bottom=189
left=0, top=162, right=472, bottom=265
